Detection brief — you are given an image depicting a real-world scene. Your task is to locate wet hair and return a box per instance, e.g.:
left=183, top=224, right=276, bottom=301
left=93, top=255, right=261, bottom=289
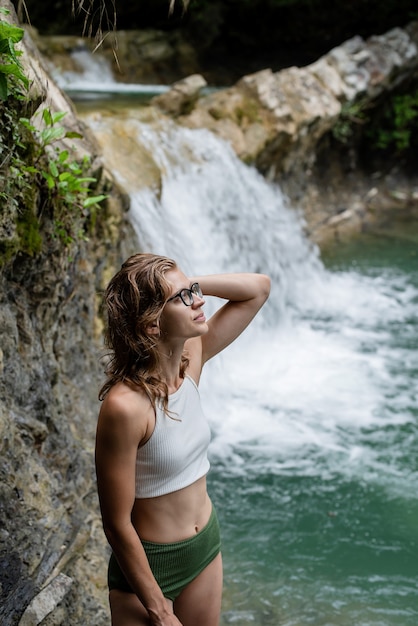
left=99, top=253, right=189, bottom=411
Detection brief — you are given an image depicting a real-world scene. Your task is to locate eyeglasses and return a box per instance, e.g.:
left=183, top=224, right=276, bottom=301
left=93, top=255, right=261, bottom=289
left=166, top=282, right=203, bottom=306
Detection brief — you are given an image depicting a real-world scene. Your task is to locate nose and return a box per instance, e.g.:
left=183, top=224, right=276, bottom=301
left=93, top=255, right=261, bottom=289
left=192, top=293, right=205, bottom=307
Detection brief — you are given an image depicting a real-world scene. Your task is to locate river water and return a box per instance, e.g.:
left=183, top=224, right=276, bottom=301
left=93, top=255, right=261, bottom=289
left=78, top=94, right=418, bottom=625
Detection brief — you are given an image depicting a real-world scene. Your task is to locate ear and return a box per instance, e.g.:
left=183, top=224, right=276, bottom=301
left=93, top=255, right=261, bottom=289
left=146, top=322, right=160, bottom=336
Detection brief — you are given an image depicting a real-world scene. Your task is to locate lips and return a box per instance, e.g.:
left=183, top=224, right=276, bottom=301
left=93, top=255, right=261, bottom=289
left=194, top=312, right=206, bottom=322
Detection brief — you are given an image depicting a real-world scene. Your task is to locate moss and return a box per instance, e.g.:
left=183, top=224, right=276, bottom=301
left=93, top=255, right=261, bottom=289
left=241, top=153, right=256, bottom=165
left=209, top=96, right=261, bottom=125
left=16, top=207, right=43, bottom=256
left=234, top=98, right=261, bottom=125
left=0, top=237, right=19, bottom=267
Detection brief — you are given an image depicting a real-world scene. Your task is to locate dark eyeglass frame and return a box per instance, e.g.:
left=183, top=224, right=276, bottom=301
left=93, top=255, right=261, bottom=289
left=166, top=282, right=203, bottom=306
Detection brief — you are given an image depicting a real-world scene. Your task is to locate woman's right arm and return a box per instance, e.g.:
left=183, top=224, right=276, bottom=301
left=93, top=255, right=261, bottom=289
left=95, top=389, right=183, bottom=626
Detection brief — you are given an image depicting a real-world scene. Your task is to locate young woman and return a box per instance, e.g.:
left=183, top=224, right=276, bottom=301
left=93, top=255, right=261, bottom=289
left=95, top=253, right=270, bottom=626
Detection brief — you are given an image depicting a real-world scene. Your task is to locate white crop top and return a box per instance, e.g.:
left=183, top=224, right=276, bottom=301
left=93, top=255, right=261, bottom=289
left=135, top=375, right=211, bottom=498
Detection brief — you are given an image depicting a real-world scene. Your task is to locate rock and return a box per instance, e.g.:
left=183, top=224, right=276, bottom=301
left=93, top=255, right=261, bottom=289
left=18, top=574, right=73, bottom=626
left=77, top=108, right=164, bottom=195
left=152, top=74, right=207, bottom=117
left=181, top=22, right=418, bottom=174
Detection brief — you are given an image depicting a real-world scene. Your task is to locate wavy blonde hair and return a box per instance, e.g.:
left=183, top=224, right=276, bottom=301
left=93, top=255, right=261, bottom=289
left=99, top=253, right=189, bottom=412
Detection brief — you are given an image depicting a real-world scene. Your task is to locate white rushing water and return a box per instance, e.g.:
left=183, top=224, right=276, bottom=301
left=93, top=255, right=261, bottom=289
left=49, top=48, right=170, bottom=96
left=117, top=121, right=417, bottom=497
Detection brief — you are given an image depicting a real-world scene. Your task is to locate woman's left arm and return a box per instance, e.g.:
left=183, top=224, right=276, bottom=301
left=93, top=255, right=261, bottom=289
left=192, top=273, right=271, bottom=363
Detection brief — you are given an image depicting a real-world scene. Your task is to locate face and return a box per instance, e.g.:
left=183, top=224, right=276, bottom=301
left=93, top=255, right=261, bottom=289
left=158, top=268, right=208, bottom=342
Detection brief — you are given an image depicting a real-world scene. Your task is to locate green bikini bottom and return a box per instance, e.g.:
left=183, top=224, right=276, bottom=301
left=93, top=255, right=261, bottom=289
left=108, top=506, right=221, bottom=601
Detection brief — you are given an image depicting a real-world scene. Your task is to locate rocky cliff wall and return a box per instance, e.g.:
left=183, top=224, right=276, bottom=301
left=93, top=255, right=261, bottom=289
left=0, top=206, right=137, bottom=625
left=0, top=3, right=137, bottom=624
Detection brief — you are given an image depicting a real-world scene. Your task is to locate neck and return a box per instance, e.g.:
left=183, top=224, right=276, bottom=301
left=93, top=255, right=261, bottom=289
left=158, top=342, right=185, bottom=392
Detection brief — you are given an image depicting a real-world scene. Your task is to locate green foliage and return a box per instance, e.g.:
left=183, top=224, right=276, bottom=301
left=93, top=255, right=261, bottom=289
left=366, top=89, right=418, bottom=152
left=0, top=9, right=107, bottom=263
left=18, top=108, right=107, bottom=246
left=332, top=99, right=368, bottom=144
left=332, top=89, right=418, bottom=158
left=0, top=8, right=29, bottom=99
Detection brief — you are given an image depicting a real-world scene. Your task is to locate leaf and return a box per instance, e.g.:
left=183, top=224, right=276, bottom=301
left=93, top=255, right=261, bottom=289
left=51, top=111, right=67, bottom=124
left=0, top=38, right=18, bottom=63
left=68, top=162, right=83, bottom=174
left=64, top=131, right=83, bottom=139
left=64, top=179, right=80, bottom=193
left=41, top=171, right=56, bottom=189
left=19, top=117, right=34, bottom=131
left=49, top=160, right=59, bottom=178
left=58, top=149, right=69, bottom=163
left=57, top=181, right=69, bottom=192
left=0, top=62, right=29, bottom=87
left=42, top=108, right=53, bottom=126
left=40, top=126, right=66, bottom=145
left=76, top=177, right=97, bottom=183
left=0, top=20, right=25, bottom=44
left=83, top=194, right=108, bottom=208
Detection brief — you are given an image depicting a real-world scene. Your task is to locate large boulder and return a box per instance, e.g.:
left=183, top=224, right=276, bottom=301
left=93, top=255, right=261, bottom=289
left=180, top=23, right=418, bottom=174
left=152, top=73, right=207, bottom=116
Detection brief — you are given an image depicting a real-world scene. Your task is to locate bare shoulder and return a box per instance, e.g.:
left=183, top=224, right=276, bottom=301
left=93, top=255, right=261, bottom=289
left=97, top=382, right=154, bottom=447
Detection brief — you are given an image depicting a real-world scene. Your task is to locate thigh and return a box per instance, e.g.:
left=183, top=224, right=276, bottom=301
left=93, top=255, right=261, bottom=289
left=110, top=589, right=174, bottom=626
left=173, top=553, right=223, bottom=626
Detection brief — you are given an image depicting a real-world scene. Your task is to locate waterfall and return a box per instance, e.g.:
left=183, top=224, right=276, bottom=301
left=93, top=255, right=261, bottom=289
left=49, top=48, right=169, bottom=96
left=87, top=116, right=412, bottom=492
left=127, top=123, right=324, bottom=322
left=82, top=110, right=417, bottom=496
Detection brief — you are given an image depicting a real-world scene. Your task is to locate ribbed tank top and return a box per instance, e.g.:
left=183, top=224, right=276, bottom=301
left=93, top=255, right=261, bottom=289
left=135, top=375, right=211, bottom=498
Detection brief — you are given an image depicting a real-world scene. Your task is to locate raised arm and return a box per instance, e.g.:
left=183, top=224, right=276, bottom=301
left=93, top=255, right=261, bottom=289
left=190, top=272, right=270, bottom=366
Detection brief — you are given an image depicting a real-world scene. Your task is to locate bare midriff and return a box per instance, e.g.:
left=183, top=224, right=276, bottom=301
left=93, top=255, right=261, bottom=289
left=131, top=476, right=212, bottom=543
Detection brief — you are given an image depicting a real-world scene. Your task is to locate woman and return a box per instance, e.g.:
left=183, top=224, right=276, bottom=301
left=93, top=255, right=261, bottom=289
left=96, top=253, right=270, bottom=626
